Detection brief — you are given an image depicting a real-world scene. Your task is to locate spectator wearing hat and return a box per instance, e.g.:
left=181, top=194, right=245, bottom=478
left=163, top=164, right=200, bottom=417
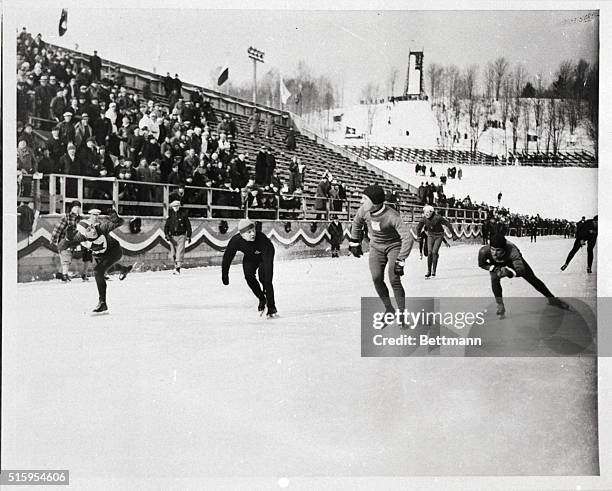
left=58, top=112, right=76, bottom=147
left=221, top=219, right=278, bottom=317
left=315, top=173, right=331, bottom=220
left=18, top=122, right=36, bottom=150
left=90, top=50, right=102, bottom=81
left=78, top=138, right=99, bottom=179
left=255, top=146, right=267, bottom=186
left=50, top=88, right=68, bottom=121
left=93, top=108, right=113, bottom=146
left=74, top=113, right=94, bottom=150
left=265, top=113, right=275, bottom=139
left=248, top=110, right=261, bottom=139
left=172, top=74, right=183, bottom=95
left=127, top=126, right=145, bottom=164
left=164, top=200, right=191, bottom=274
left=285, top=127, right=297, bottom=151
left=51, top=200, right=88, bottom=282
left=328, top=218, right=344, bottom=258
left=35, top=74, right=53, bottom=119
left=162, top=72, right=173, bottom=97
left=265, top=147, right=276, bottom=186
left=167, top=161, right=182, bottom=186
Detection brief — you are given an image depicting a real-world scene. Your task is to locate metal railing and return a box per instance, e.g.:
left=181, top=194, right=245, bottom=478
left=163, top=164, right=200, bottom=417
left=17, top=173, right=487, bottom=224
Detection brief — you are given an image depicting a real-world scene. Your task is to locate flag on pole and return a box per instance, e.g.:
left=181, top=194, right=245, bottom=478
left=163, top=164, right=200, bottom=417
left=280, top=76, right=291, bottom=104
left=58, top=9, right=68, bottom=37
left=217, top=64, right=229, bottom=86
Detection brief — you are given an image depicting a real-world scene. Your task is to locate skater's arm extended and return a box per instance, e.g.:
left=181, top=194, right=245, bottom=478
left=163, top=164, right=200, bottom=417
left=97, top=209, right=124, bottom=234
left=221, top=235, right=240, bottom=284
left=440, top=216, right=459, bottom=240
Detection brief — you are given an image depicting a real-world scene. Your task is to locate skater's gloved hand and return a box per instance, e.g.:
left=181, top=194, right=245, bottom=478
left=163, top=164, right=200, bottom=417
left=452, top=235, right=459, bottom=241
left=580, top=240, right=587, bottom=246
left=394, top=260, right=405, bottom=276
left=164, top=235, right=170, bottom=242
left=499, top=266, right=515, bottom=278
left=187, top=237, right=191, bottom=244
left=222, top=273, right=229, bottom=285
left=348, top=240, right=363, bottom=258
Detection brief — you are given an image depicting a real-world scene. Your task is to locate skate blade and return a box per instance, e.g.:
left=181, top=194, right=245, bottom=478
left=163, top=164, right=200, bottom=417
left=266, top=313, right=280, bottom=319
left=90, top=311, right=109, bottom=316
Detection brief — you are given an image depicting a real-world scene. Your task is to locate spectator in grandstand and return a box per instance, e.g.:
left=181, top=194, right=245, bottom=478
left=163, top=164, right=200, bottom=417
left=285, top=127, right=297, bottom=151
left=75, top=113, right=94, bottom=150
left=17, top=139, right=37, bottom=178
left=248, top=110, right=261, bottom=139
left=288, top=156, right=302, bottom=193
left=50, top=88, right=68, bottom=121
left=173, top=74, right=183, bottom=95
left=167, top=161, right=182, bottom=186
left=230, top=154, right=250, bottom=189
left=458, top=167, right=463, bottom=179
left=34, top=74, right=53, bottom=119
left=61, top=142, right=80, bottom=175
left=77, top=138, right=99, bottom=179
left=417, top=182, right=426, bottom=205
left=18, top=122, right=36, bottom=149
left=265, top=113, right=275, bottom=139
left=89, top=50, right=102, bottom=81
left=255, top=146, right=268, bottom=186
left=93, top=107, right=112, bottom=146
left=265, top=148, right=277, bottom=186
left=315, top=173, right=331, bottom=220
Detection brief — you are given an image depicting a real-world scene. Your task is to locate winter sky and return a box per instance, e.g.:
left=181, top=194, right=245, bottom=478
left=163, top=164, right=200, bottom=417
left=7, top=2, right=599, bottom=105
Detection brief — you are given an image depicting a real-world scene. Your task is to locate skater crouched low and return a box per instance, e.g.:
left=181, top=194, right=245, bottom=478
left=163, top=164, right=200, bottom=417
left=478, top=234, right=569, bottom=317
left=65, top=208, right=133, bottom=313
left=221, top=219, right=278, bottom=318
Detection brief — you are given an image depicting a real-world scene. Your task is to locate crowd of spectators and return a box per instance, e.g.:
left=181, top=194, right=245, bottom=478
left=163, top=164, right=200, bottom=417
left=16, top=28, right=316, bottom=218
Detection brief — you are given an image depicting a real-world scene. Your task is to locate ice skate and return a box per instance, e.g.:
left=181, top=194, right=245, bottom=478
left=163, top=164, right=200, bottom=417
left=119, top=264, right=134, bottom=281
left=258, top=297, right=267, bottom=316
left=560, top=264, right=567, bottom=271
left=587, top=267, right=592, bottom=274
left=496, top=303, right=506, bottom=319
left=548, top=297, right=570, bottom=310
left=92, top=301, right=108, bottom=314
left=425, top=271, right=432, bottom=279
left=81, top=274, right=89, bottom=282
left=266, top=307, right=279, bottom=319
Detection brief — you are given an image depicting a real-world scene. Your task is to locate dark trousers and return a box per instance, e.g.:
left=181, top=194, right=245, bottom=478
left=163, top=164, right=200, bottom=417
left=530, top=230, right=537, bottom=242
left=490, top=259, right=554, bottom=304
left=565, top=237, right=596, bottom=269
left=243, top=251, right=276, bottom=310
left=368, top=243, right=405, bottom=312
left=93, top=243, right=123, bottom=302
left=426, top=234, right=444, bottom=274
left=419, top=232, right=428, bottom=256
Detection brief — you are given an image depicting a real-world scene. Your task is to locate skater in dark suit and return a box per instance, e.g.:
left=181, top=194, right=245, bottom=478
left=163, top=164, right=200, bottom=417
left=221, top=219, right=277, bottom=317
left=478, top=234, right=569, bottom=317
left=65, top=209, right=133, bottom=313
left=561, top=215, right=597, bottom=273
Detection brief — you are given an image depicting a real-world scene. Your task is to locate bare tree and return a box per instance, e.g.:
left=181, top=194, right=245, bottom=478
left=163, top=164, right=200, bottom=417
left=493, top=57, right=509, bottom=101
left=533, top=73, right=545, bottom=152
left=510, top=64, right=527, bottom=154
left=387, top=66, right=400, bottom=97
left=361, top=82, right=380, bottom=137
left=427, top=63, right=444, bottom=102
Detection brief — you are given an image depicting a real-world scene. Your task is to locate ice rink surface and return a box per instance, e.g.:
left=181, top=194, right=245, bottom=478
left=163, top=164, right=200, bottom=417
left=3, top=237, right=599, bottom=483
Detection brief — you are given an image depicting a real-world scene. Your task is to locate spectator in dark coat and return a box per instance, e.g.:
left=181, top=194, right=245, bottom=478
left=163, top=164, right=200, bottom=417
left=255, top=146, right=268, bottom=185
left=172, top=74, right=183, bottom=95
left=265, top=148, right=276, bottom=186
left=162, top=72, right=173, bottom=97
left=90, top=50, right=102, bottom=81
left=285, top=127, right=297, bottom=151
left=315, top=174, right=331, bottom=219
left=327, top=218, right=344, bottom=258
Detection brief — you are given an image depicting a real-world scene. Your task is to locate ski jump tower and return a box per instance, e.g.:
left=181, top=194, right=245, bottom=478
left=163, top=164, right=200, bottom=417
left=403, top=50, right=425, bottom=99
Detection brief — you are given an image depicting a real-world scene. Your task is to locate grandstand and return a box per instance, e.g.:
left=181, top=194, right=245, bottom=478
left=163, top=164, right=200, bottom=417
left=17, top=33, right=421, bottom=220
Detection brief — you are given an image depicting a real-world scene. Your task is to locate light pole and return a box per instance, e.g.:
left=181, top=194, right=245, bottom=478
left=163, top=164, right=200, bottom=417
left=247, top=46, right=265, bottom=105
